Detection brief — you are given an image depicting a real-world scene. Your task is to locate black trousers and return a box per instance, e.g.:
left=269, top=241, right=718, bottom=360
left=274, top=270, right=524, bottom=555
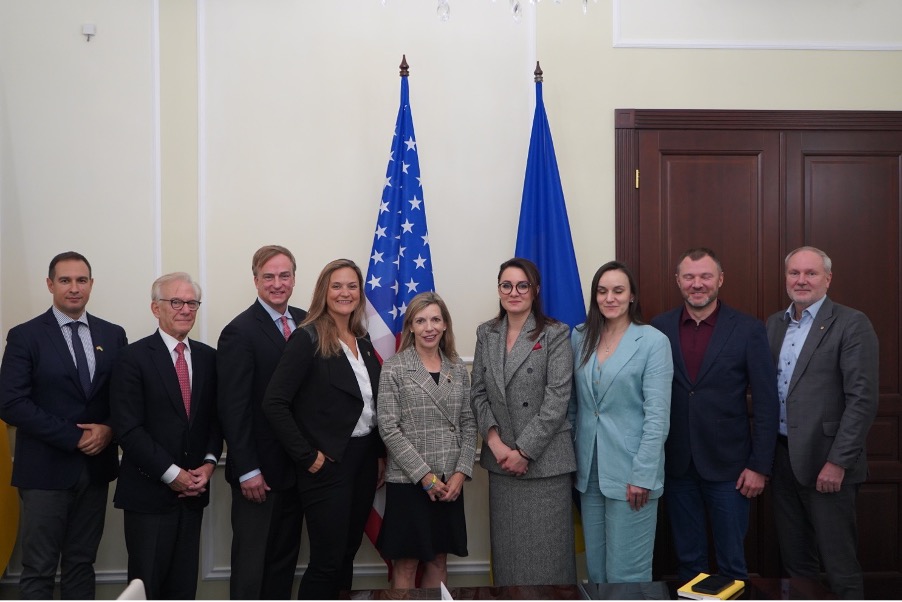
left=229, top=485, right=304, bottom=599
left=772, top=438, right=863, bottom=599
left=123, top=504, right=204, bottom=600
left=296, top=432, right=380, bottom=600
left=18, top=468, right=108, bottom=600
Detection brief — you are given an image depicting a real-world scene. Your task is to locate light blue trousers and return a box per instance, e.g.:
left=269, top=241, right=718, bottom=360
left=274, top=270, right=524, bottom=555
left=580, top=467, right=658, bottom=584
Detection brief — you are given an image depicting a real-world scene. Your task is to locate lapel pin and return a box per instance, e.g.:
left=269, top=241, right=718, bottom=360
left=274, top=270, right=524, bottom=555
left=95, top=346, right=103, bottom=352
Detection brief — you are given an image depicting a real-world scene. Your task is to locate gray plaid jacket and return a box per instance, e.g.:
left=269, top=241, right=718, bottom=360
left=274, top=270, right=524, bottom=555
left=377, top=346, right=477, bottom=485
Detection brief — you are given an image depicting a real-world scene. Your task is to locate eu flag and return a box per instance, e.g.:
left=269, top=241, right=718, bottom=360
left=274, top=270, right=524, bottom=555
left=515, top=63, right=585, bottom=329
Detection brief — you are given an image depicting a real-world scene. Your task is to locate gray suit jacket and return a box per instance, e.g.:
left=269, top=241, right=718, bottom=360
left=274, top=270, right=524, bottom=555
left=377, top=346, right=476, bottom=484
left=766, top=297, right=879, bottom=486
left=470, top=314, right=576, bottom=478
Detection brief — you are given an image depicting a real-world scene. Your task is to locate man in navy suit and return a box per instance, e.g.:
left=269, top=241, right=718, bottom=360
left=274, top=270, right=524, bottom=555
left=217, top=245, right=307, bottom=599
left=651, top=248, right=779, bottom=580
left=111, top=272, right=221, bottom=599
left=0, top=251, right=127, bottom=599
left=766, top=247, right=878, bottom=599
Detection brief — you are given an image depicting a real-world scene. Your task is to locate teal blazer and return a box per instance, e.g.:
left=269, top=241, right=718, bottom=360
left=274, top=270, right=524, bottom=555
left=568, top=323, right=673, bottom=500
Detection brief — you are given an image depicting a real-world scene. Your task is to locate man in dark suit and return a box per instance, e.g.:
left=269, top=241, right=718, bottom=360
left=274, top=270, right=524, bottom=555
left=766, top=246, right=878, bottom=599
left=651, top=247, right=779, bottom=580
left=0, top=251, right=126, bottom=599
left=217, top=245, right=306, bottom=599
left=110, top=272, right=221, bottom=600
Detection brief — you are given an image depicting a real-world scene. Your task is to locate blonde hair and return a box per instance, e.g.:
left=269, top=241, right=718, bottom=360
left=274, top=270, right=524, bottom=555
left=300, top=259, right=367, bottom=357
left=398, top=291, right=459, bottom=360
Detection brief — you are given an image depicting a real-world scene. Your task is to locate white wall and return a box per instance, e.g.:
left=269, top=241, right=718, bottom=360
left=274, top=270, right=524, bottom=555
left=3, top=0, right=902, bottom=597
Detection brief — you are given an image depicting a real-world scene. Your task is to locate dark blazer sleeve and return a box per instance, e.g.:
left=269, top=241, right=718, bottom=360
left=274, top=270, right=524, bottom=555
left=0, top=324, right=83, bottom=451
left=216, top=314, right=260, bottom=477
left=828, top=308, right=879, bottom=471
left=197, top=344, right=223, bottom=462
left=744, top=318, right=780, bottom=476
left=111, top=342, right=179, bottom=479
left=262, top=327, right=318, bottom=470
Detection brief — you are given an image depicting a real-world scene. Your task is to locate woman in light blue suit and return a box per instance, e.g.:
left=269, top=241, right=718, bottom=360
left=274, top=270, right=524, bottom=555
left=570, top=261, right=673, bottom=583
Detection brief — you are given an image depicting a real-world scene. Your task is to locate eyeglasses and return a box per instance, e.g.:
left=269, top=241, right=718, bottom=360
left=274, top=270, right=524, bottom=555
left=159, top=298, right=201, bottom=311
left=498, top=281, right=532, bottom=295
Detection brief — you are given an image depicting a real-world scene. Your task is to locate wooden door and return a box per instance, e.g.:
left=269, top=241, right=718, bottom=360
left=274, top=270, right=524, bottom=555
left=616, top=110, right=902, bottom=587
left=785, top=130, right=902, bottom=577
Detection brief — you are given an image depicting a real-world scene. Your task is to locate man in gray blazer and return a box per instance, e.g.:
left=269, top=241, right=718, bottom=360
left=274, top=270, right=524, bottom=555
left=766, top=246, right=878, bottom=599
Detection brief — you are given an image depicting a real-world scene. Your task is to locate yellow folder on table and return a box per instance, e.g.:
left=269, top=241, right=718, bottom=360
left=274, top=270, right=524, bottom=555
left=677, top=573, right=745, bottom=600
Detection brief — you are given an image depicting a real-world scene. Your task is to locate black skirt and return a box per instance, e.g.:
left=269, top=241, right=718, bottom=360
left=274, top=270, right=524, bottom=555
left=377, top=480, right=468, bottom=561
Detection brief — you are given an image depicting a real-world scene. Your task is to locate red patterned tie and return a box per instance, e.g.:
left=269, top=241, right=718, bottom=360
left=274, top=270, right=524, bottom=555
left=280, top=316, right=292, bottom=341
left=175, top=342, right=191, bottom=416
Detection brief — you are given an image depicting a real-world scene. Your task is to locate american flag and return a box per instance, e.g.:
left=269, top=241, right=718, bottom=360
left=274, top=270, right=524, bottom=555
left=365, top=64, right=435, bottom=361
left=363, top=58, right=435, bottom=576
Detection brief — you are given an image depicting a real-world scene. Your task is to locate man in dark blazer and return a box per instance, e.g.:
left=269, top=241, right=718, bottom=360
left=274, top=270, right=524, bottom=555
left=0, top=252, right=126, bottom=599
left=111, top=272, right=221, bottom=600
left=766, top=246, right=878, bottom=599
left=217, top=245, right=306, bottom=599
left=651, top=248, right=779, bottom=581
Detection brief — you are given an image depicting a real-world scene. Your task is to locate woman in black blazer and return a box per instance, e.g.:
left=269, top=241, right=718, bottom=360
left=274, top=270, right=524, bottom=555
left=263, top=258, right=384, bottom=600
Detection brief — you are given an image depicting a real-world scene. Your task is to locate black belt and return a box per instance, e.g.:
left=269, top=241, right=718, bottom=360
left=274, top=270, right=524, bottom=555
left=777, top=434, right=789, bottom=447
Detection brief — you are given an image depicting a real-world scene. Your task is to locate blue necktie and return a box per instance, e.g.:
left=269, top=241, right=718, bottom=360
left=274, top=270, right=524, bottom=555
left=68, top=322, right=93, bottom=396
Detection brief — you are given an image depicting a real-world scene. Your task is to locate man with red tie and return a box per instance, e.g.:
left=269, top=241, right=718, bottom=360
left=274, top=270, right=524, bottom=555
left=111, top=272, right=221, bottom=599
left=217, top=245, right=307, bottom=599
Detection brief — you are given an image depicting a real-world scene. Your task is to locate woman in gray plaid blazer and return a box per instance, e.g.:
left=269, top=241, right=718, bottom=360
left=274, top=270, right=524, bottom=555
left=377, top=292, right=477, bottom=589
left=471, top=258, right=577, bottom=586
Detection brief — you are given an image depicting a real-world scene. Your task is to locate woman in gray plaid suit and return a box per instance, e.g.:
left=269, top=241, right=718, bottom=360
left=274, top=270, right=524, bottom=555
left=376, top=292, right=477, bottom=589
left=471, top=258, right=577, bottom=586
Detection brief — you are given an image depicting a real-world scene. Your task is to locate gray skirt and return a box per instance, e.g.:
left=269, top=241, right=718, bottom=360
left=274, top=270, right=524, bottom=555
left=488, top=471, right=576, bottom=586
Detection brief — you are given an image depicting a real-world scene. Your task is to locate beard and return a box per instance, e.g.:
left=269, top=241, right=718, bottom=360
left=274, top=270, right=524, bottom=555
left=683, top=291, right=718, bottom=310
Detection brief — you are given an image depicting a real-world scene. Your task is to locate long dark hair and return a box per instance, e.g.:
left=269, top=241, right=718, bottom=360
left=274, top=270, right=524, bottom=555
left=494, top=257, right=557, bottom=341
left=576, top=261, right=643, bottom=367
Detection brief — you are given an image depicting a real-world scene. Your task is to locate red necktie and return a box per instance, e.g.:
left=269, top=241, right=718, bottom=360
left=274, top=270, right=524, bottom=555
left=280, top=316, right=292, bottom=341
left=175, top=342, right=191, bottom=416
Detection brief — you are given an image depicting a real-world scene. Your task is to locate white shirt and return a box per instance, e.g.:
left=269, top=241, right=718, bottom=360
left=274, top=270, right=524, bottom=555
left=339, top=338, right=376, bottom=437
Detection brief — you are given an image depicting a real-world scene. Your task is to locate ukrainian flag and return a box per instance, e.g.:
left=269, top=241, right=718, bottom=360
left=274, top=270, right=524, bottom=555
left=0, top=420, right=18, bottom=574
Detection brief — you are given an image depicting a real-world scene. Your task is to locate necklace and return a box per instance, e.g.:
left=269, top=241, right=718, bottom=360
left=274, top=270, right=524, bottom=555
left=599, top=325, right=628, bottom=354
